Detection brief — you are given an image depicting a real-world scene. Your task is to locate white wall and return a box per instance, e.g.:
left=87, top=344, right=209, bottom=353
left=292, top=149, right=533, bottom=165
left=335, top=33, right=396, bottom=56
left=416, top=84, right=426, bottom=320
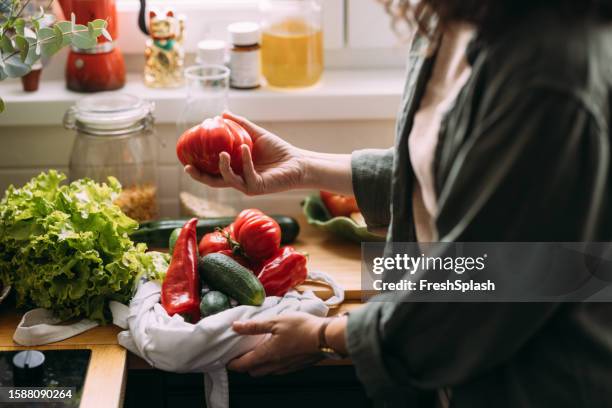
left=0, top=120, right=395, bottom=217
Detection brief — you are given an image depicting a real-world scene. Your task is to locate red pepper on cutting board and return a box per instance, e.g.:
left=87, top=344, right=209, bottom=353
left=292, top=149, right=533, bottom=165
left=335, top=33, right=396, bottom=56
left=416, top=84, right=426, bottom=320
left=257, top=246, right=308, bottom=297
left=162, top=218, right=200, bottom=322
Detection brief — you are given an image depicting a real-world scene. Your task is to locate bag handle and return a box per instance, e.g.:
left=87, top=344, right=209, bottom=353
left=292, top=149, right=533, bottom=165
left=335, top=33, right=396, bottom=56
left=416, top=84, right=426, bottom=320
left=305, top=270, right=345, bottom=308
left=13, top=308, right=99, bottom=346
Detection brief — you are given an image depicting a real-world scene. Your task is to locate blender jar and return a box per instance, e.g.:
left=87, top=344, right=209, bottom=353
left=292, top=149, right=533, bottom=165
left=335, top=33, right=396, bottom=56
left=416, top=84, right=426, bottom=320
left=260, top=0, right=324, bottom=88
left=64, top=93, right=159, bottom=222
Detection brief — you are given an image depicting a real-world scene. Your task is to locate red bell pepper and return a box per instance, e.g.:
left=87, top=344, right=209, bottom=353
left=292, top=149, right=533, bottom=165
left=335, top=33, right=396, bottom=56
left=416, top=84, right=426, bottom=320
left=257, top=246, right=308, bottom=297
left=161, top=218, right=200, bottom=322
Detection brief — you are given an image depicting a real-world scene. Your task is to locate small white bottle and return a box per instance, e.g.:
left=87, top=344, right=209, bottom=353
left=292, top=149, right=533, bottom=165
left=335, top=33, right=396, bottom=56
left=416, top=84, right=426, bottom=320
left=227, top=22, right=261, bottom=90
left=196, top=40, right=227, bottom=67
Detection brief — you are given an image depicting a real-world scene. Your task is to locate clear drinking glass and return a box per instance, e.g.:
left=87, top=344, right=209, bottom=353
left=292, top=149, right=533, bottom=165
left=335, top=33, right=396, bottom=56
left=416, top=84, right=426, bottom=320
left=177, top=65, right=241, bottom=217
left=177, top=65, right=230, bottom=130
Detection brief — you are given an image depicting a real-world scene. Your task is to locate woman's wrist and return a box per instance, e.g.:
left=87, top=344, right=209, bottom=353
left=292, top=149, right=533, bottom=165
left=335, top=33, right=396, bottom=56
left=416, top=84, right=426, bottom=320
left=323, top=315, right=349, bottom=356
left=299, top=150, right=354, bottom=195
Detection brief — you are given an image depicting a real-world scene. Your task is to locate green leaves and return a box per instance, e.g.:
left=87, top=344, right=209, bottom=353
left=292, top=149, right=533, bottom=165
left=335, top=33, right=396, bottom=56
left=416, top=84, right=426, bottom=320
left=38, top=19, right=107, bottom=58
left=2, top=51, right=30, bottom=76
left=0, top=2, right=109, bottom=109
left=0, top=35, right=13, bottom=53
left=14, top=34, right=27, bottom=61
left=13, top=17, right=24, bottom=35
left=71, top=23, right=96, bottom=49
left=37, top=26, right=57, bottom=57
left=0, top=171, right=165, bottom=323
left=87, top=19, right=108, bottom=37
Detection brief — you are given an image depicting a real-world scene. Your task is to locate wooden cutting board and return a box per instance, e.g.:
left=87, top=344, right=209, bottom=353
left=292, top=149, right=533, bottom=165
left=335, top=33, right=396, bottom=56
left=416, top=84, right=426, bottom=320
left=293, top=215, right=364, bottom=301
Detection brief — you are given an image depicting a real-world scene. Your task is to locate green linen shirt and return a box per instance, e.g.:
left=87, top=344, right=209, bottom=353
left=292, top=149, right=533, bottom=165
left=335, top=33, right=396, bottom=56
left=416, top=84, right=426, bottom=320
left=347, top=11, right=612, bottom=408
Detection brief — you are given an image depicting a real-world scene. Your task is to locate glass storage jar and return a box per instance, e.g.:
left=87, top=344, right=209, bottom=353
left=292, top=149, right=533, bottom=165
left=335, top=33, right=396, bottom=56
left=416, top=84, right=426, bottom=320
left=64, top=93, right=159, bottom=222
left=260, top=0, right=323, bottom=88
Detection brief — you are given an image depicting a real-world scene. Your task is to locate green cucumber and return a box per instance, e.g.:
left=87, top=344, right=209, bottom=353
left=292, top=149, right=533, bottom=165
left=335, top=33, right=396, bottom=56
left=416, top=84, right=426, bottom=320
left=200, top=291, right=231, bottom=318
left=131, top=215, right=300, bottom=249
left=199, top=253, right=265, bottom=306
left=168, top=228, right=181, bottom=256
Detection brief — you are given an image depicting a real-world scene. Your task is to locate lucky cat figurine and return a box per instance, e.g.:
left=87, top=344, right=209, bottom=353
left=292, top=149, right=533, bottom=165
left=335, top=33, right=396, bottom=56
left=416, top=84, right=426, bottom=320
left=144, top=10, right=185, bottom=88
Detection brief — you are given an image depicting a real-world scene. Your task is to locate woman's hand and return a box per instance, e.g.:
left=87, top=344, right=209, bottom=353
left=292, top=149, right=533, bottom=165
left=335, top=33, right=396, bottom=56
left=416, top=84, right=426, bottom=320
left=185, top=111, right=308, bottom=196
left=228, top=313, right=324, bottom=376
left=185, top=111, right=355, bottom=196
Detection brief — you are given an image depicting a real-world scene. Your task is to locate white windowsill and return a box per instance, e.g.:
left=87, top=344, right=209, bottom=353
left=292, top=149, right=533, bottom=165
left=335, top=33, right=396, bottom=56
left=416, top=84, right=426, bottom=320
left=0, top=69, right=405, bottom=127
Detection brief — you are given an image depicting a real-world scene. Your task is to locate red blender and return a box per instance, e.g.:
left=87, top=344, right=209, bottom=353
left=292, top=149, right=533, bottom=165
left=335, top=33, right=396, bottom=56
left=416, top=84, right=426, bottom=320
left=59, top=0, right=126, bottom=92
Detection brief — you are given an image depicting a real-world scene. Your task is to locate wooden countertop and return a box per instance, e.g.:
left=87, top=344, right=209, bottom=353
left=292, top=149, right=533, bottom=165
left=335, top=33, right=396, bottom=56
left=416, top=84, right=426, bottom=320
left=0, top=216, right=365, bottom=407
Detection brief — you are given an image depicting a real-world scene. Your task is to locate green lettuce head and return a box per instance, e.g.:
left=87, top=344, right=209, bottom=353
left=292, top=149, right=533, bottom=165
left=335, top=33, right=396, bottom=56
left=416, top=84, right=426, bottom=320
left=0, top=170, right=167, bottom=323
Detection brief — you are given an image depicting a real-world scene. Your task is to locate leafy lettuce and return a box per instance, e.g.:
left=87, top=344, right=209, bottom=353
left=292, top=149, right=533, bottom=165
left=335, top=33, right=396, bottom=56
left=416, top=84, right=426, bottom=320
left=0, top=170, right=168, bottom=323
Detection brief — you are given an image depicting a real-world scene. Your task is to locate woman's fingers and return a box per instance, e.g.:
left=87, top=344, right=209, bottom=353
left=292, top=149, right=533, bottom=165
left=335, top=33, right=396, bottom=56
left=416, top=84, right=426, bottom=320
left=230, top=353, right=320, bottom=377
left=232, top=319, right=276, bottom=335
left=247, top=355, right=315, bottom=377
left=184, top=165, right=229, bottom=188
left=227, top=340, right=277, bottom=372
left=218, top=152, right=246, bottom=192
left=273, top=356, right=322, bottom=376
left=222, top=111, right=266, bottom=138
left=188, top=151, right=260, bottom=195
left=241, top=144, right=261, bottom=189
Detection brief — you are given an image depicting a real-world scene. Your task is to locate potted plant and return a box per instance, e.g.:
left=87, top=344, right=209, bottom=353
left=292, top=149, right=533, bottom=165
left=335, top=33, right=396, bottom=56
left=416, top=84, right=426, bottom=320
left=0, top=0, right=109, bottom=112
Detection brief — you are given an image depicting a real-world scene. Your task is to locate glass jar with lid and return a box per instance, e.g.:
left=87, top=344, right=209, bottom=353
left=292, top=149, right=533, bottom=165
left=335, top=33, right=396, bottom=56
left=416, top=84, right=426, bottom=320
left=260, top=0, right=323, bottom=88
left=64, top=93, right=159, bottom=222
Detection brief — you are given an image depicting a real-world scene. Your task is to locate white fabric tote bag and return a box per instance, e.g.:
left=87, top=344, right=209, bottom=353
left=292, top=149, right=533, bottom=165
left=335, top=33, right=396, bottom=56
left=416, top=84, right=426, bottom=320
left=14, top=269, right=344, bottom=408
left=118, top=269, right=344, bottom=408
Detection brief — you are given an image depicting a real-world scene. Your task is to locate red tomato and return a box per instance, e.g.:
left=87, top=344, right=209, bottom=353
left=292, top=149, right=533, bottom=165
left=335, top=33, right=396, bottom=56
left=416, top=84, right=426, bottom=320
left=176, top=116, right=252, bottom=176
left=233, top=209, right=264, bottom=237
left=234, top=209, right=281, bottom=261
left=198, top=231, right=229, bottom=256
left=198, top=224, right=234, bottom=256
left=320, top=191, right=360, bottom=217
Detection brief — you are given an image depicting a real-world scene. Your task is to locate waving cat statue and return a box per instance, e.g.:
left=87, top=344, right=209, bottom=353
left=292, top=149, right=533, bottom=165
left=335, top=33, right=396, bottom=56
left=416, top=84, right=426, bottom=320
left=144, top=10, right=185, bottom=88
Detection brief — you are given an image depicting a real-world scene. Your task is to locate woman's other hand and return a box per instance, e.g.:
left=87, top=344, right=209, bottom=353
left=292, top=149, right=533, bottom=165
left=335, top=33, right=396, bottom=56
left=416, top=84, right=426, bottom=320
left=185, top=111, right=308, bottom=196
left=228, top=312, right=349, bottom=376
left=185, top=111, right=355, bottom=196
left=228, top=313, right=324, bottom=376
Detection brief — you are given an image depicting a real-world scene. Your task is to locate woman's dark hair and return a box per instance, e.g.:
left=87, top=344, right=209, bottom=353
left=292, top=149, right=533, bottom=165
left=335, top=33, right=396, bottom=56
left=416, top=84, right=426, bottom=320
left=380, top=0, right=612, bottom=40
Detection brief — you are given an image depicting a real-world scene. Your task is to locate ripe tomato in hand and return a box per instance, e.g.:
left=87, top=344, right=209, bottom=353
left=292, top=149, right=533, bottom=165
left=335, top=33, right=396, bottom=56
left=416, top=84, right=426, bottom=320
left=176, top=116, right=253, bottom=176
left=234, top=209, right=281, bottom=261
left=320, top=191, right=360, bottom=217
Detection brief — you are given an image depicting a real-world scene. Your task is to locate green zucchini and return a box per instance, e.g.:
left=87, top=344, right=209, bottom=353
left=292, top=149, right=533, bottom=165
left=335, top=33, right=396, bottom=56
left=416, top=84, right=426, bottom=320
left=131, top=215, right=300, bottom=249
left=199, top=253, right=265, bottom=306
left=168, top=228, right=181, bottom=256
